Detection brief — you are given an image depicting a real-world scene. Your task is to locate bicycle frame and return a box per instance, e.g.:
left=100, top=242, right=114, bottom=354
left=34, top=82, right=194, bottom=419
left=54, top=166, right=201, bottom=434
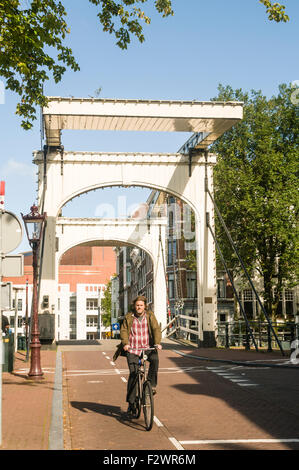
left=128, top=347, right=156, bottom=430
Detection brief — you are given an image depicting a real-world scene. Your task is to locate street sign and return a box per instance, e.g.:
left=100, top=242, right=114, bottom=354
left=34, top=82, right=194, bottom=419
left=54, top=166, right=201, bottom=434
left=1, top=211, right=23, bottom=254
left=0, top=181, right=4, bottom=210
left=1, top=283, right=12, bottom=309
left=112, top=323, right=120, bottom=331
left=2, top=255, right=24, bottom=277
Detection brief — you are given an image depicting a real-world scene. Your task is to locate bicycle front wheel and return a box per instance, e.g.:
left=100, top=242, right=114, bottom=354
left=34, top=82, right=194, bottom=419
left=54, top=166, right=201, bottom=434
left=142, top=381, right=154, bottom=431
left=134, top=374, right=142, bottom=419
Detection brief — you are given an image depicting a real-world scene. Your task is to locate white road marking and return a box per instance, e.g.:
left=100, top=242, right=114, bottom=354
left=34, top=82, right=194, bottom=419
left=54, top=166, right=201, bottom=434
left=238, top=383, right=258, bottom=387
left=207, top=367, right=259, bottom=388
left=169, top=437, right=185, bottom=450
left=229, top=379, right=250, bottom=383
left=121, top=377, right=127, bottom=383
left=110, top=361, right=115, bottom=366
left=153, top=416, right=164, bottom=427
left=180, top=438, right=299, bottom=445
left=66, top=369, right=127, bottom=377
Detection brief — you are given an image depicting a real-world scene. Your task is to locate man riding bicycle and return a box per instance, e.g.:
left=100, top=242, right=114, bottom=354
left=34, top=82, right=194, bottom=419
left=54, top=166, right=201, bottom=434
left=120, top=295, right=162, bottom=415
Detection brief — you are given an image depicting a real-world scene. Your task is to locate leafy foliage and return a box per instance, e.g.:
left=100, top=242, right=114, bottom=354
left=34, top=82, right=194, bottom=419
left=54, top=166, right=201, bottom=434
left=0, top=0, right=80, bottom=129
left=260, top=0, right=289, bottom=22
left=211, top=83, right=298, bottom=318
left=101, top=279, right=112, bottom=327
left=0, top=0, right=173, bottom=129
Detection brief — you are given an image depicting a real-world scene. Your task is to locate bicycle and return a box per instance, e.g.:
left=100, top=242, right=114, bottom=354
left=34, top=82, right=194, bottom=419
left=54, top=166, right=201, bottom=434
left=129, top=347, right=156, bottom=431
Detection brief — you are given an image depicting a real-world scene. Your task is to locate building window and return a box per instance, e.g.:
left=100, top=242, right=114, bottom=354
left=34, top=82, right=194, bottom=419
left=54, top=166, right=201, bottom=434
left=70, top=296, right=76, bottom=313
left=147, top=284, right=153, bottom=304
left=243, top=289, right=253, bottom=301
left=168, top=273, right=175, bottom=299
left=169, top=211, right=174, bottom=228
left=242, top=289, right=254, bottom=319
left=126, top=266, right=131, bottom=284
left=69, top=315, right=76, bottom=340
left=12, top=298, right=23, bottom=311
left=187, top=272, right=197, bottom=299
left=276, top=289, right=295, bottom=316
left=86, top=298, right=98, bottom=310
left=217, top=279, right=226, bottom=299
left=10, top=316, right=23, bottom=328
left=86, top=315, right=98, bottom=327
left=86, top=332, right=96, bottom=340
left=168, top=240, right=176, bottom=265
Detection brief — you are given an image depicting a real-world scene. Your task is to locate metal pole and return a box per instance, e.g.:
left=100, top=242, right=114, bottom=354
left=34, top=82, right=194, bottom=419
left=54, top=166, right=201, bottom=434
left=13, top=289, right=18, bottom=353
left=25, top=280, right=29, bottom=361
left=28, top=243, right=43, bottom=378
left=267, top=324, right=273, bottom=352
left=206, top=213, right=259, bottom=352
left=97, top=288, right=101, bottom=340
left=225, top=323, right=229, bottom=349
left=0, top=206, right=3, bottom=445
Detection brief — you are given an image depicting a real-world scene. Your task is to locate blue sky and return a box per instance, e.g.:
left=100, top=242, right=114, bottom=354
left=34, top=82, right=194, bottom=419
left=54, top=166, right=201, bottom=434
left=0, top=0, right=298, bottom=253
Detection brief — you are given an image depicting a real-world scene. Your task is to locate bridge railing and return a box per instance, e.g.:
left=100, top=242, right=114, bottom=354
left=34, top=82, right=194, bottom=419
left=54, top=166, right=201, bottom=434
left=216, top=320, right=299, bottom=351
left=163, top=315, right=299, bottom=352
left=162, top=314, right=200, bottom=341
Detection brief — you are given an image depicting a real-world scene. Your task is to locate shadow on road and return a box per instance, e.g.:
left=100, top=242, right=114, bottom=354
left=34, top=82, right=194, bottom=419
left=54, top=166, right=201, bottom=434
left=166, top=352, right=299, bottom=450
left=70, top=401, right=149, bottom=432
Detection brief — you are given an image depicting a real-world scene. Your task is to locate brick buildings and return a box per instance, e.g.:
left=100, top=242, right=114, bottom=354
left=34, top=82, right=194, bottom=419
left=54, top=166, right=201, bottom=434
left=2, top=246, right=116, bottom=341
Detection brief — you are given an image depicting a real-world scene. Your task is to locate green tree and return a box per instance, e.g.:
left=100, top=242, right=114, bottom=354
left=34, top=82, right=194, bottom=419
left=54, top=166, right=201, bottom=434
left=260, top=0, right=289, bottom=23
left=101, top=279, right=112, bottom=327
left=0, top=0, right=173, bottom=129
left=211, top=83, right=298, bottom=319
left=0, top=0, right=289, bottom=130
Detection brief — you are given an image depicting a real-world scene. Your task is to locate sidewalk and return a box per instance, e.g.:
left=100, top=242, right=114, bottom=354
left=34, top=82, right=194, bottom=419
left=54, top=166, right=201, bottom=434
left=1, top=349, right=57, bottom=450
left=164, top=338, right=295, bottom=365
left=0, top=342, right=296, bottom=451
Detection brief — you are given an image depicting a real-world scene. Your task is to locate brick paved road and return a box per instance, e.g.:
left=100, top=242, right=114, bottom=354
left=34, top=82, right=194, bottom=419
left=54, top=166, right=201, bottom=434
left=61, top=343, right=299, bottom=451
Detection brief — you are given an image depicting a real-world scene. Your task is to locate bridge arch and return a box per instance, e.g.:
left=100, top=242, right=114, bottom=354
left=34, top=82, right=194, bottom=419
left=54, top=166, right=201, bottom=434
left=59, top=182, right=199, bottom=224
left=52, top=217, right=168, bottom=336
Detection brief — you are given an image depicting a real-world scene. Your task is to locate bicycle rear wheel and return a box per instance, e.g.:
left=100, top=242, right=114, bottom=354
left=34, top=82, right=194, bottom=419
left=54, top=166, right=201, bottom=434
left=142, top=381, right=154, bottom=431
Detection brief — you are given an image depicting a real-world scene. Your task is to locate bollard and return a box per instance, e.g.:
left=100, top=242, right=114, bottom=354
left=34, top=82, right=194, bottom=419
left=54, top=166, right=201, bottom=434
left=267, top=324, right=273, bottom=353
left=225, top=323, right=229, bottom=349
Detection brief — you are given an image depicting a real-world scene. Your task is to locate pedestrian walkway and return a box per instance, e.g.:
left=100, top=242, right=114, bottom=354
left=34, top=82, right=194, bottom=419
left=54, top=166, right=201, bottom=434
left=0, top=340, right=296, bottom=450
left=1, top=350, right=57, bottom=450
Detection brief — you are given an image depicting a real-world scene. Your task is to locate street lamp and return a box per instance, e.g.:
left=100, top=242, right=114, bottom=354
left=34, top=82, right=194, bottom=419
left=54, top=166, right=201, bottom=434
left=21, top=205, right=46, bottom=379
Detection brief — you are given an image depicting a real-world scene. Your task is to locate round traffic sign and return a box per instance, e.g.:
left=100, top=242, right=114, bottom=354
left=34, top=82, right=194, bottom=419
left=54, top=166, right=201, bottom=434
left=0, top=211, right=23, bottom=254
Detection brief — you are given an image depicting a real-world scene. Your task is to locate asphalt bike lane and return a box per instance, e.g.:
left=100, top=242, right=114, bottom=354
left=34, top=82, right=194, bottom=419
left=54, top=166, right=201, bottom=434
left=62, top=348, right=175, bottom=450
left=62, top=345, right=299, bottom=452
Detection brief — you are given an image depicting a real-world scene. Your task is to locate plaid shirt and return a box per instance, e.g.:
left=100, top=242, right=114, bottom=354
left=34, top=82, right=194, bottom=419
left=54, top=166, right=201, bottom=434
left=128, top=313, right=150, bottom=356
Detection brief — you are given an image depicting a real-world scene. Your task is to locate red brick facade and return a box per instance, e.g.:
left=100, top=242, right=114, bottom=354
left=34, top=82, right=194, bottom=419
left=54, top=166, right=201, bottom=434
left=3, top=246, right=117, bottom=292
